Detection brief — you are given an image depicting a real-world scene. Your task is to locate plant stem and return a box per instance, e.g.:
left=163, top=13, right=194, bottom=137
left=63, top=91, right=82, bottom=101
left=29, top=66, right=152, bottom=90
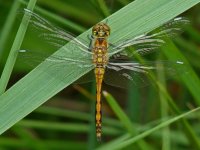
left=0, top=0, right=37, bottom=94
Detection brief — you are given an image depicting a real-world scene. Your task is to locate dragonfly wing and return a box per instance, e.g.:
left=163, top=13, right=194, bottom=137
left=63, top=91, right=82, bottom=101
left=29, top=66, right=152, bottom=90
left=21, top=9, right=90, bottom=54
left=18, top=49, right=95, bottom=84
left=104, top=60, right=186, bottom=89
left=108, top=17, right=189, bottom=58
left=18, top=49, right=93, bottom=68
left=18, top=9, right=95, bottom=84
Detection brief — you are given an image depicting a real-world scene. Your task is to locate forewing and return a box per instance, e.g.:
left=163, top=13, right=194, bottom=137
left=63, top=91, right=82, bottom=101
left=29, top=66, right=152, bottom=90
left=109, top=17, right=189, bottom=58
left=20, top=9, right=90, bottom=53
left=17, top=48, right=95, bottom=85
left=17, top=9, right=96, bottom=84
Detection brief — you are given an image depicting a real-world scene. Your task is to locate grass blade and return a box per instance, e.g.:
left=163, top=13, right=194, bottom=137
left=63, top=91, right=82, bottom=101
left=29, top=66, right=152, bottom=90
left=157, top=54, right=171, bottom=150
left=0, top=0, right=37, bottom=94
left=19, top=0, right=86, bottom=33
left=103, top=91, right=152, bottom=150
left=163, top=40, right=200, bottom=105
left=97, top=107, right=200, bottom=150
left=0, top=0, right=20, bottom=61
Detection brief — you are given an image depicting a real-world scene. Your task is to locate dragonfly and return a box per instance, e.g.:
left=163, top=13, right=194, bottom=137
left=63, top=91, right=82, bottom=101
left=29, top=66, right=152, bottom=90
left=19, top=9, right=189, bottom=141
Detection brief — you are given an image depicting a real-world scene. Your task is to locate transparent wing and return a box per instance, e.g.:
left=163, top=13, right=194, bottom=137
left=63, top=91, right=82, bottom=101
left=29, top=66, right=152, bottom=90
left=109, top=17, right=189, bottom=58
left=61, top=59, right=186, bottom=88
left=18, top=48, right=95, bottom=83
left=103, top=60, right=186, bottom=88
left=21, top=9, right=90, bottom=54
left=18, top=9, right=95, bottom=83
left=18, top=49, right=93, bottom=68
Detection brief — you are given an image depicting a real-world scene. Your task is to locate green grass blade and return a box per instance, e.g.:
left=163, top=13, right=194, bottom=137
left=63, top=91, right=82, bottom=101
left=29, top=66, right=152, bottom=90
left=19, top=0, right=86, bottom=33
left=37, top=106, right=121, bottom=128
left=103, top=91, right=152, bottom=150
left=38, top=0, right=98, bottom=24
left=154, top=77, right=200, bottom=149
left=0, top=0, right=20, bottom=61
left=163, top=40, right=200, bottom=105
left=11, top=126, right=46, bottom=150
left=103, top=91, right=134, bottom=134
left=16, top=119, right=120, bottom=136
left=17, top=120, right=88, bottom=133
left=0, top=137, right=86, bottom=149
left=157, top=54, right=171, bottom=150
left=96, top=107, right=200, bottom=150
left=97, top=0, right=110, bottom=17
left=0, top=0, right=199, bottom=139
left=36, top=106, right=91, bottom=121
left=0, top=0, right=37, bottom=94
left=157, top=40, right=200, bottom=148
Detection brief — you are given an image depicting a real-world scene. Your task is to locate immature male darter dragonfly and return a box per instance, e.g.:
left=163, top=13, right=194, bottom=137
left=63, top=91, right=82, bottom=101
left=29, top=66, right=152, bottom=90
left=20, top=9, right=189, bottom=141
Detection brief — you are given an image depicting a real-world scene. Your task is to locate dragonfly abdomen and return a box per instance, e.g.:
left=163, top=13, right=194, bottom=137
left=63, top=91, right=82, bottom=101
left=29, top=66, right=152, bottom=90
left=95, top=67, right=105, bottom=141
left=93, top=39, right=108, bottom=141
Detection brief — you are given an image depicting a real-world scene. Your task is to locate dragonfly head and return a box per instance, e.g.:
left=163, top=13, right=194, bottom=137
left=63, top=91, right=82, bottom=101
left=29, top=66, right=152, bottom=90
left=92, top=23, right=110, bottom=38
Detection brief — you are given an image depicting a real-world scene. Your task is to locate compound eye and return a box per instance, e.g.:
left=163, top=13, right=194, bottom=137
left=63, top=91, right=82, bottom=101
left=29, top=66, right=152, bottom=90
left=106, top=31, right=110, bottom=36
left=93, top=30, right=97, bottom=36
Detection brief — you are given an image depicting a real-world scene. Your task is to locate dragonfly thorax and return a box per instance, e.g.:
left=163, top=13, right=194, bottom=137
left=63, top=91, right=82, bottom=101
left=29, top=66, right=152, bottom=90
left=93, top=46, right=108, bottom=67
left=92, top=23, right=110, bottom=38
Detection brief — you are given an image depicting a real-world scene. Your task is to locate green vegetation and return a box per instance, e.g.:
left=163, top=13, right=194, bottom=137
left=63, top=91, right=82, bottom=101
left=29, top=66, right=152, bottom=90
left=0, top=0, right=200, bottom=149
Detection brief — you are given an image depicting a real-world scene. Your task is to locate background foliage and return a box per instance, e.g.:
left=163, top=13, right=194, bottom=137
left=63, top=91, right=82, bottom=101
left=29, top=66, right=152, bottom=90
left=0, top=0, right=200, bottom=150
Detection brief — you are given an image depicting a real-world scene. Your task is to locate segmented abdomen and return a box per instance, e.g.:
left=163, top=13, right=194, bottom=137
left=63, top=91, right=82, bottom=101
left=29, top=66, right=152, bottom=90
left=93, top=38, right=108, bottom=141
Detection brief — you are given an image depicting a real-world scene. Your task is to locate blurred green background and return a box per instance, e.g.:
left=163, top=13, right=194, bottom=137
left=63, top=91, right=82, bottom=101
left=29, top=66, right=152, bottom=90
left=0, top=0, right=200, bottom=150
